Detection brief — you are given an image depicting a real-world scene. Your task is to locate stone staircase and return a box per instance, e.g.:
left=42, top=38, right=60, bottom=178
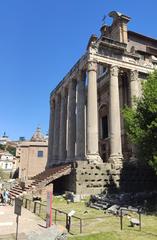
left=9, top=164, right=72, bottom=199
left=9, top=180, right=41, bottom=200
left=31, top=164, right=71, bottom=183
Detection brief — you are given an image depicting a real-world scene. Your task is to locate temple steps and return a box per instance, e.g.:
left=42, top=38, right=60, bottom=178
left=9, top=164, right=71, bottom=200
left=31, top=164, right=71, bottom=182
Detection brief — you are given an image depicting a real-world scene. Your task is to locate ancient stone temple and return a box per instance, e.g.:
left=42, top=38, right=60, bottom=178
left=46, top=11, right=157, bottom=194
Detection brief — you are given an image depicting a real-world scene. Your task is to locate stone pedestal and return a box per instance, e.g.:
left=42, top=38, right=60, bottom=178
left=67, top=160, right=121, bottom=194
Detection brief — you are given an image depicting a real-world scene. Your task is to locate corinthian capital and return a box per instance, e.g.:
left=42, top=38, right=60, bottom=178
left=130, top=70, right=138, bottom=82
left=87, top=61, right=97, bottom=72
left=110, top=65, right=119, bottom=77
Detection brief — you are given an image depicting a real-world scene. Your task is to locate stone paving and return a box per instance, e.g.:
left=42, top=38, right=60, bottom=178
left=0, top=204, right=67, bottom=239
left=0, top=204, right=46, bottom=239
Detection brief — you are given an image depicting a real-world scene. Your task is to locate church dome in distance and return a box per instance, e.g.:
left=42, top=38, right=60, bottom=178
left=31, top=127, right=46, bottom=142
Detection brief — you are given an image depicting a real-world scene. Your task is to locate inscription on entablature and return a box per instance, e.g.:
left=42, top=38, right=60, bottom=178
left=138, top=59, right=153, bottom=68
left=122, top=56, right=136, bottom=64
left=98, top=46, right=123, bottom=60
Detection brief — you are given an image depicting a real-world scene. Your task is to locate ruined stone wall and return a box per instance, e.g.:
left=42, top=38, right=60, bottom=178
left=65, top=160, right=157, bottom=195
left=69, top=161, right=121, bottom=195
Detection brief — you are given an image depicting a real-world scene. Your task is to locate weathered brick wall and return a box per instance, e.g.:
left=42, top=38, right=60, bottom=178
left=67, top=161, right=157, bottom=195
left=70, top=161, right=121, bottom=195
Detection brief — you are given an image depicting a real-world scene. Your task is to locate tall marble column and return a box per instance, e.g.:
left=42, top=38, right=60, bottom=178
left=130, top=70, right=139, bottom=107
left=129, top=69, right=139, bottom=161
left=67, top=80, right=76, bottom=160
left=76, top=71, right=85, bottom=159
left=86, top=61, right=101, bottom=162
left=52, top=94, right=60, bottom=162
left=47, top=99, right=55, bottom=168
left=59, top=87, right=68, bottom=162
left=109, top=65, right=123, bottom=163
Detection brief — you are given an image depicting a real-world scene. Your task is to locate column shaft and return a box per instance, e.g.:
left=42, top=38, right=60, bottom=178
left=76, top=72, right=85, bottom=159
left=87, top=61, right=101, bottom=161
left=130, top=70, right=139, bottom=107
left=47, top=99, right=55, bottom=168
left=129, top=70, right=139, bottom=161
left=52, top=94, right=60, bottom=161
left=109, top=65, right=122, bottom=159
left=67, top=80, right=76, bottom=160
left=59, top=88, right=68, bottom=162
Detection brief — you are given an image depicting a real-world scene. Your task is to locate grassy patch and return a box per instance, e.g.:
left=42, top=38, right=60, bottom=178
left=52, top=196, right=104, bottom=218
left=23, top=196, right=157, bottom=240
left=69, top=232, right=120, bottom=240
left=69, top=229, right=157, bottom=240
left=68, top=214, right=157, bottom=240
left=51, top=196, right=157, bottom=240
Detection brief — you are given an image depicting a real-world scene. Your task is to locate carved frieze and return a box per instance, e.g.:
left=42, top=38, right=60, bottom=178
left=122, top=56, right=136, bottom=64
left=138, top=58, right=154, bottom=68
left=98, top=46, right=123, bottom=60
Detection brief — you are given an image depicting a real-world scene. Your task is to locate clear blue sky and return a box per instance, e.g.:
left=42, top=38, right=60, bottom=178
left=0, top=0, right=156, bottom=140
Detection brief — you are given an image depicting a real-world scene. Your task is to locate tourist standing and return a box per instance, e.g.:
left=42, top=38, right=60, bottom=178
left=2, top=189, right=9, bottom=205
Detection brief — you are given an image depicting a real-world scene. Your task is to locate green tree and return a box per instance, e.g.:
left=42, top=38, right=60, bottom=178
left=0, top=167, right=9, bottom=180
left=0, top=144, right=5, bottom=151
left=123, top=70, right=157, bottom=173
left=0, top=144, right=16, bottom=156
left=6, top=145, right=16, bottom=156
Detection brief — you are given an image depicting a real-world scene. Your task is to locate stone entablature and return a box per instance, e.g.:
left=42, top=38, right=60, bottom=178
left=47, top=11, right=157, bottom=193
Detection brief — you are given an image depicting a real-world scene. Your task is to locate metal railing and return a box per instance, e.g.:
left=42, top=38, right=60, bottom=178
left=22, top=197, right=83, bottom=234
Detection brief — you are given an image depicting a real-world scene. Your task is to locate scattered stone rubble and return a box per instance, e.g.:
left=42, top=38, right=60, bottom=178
left=87, top=191, right=157, bottom=215
left=65, top=191, right=82, bottom=203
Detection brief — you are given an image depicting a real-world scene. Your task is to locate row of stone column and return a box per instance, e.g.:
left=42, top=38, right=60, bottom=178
left=47, top=71, right=86, bottom=166
left=47, top=61, right=139, bottom=167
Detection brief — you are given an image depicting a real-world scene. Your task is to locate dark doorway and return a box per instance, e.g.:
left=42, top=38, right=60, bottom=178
left=102, top=115, right=108, bottom=139
left=53, top=175, right=70, bottom=195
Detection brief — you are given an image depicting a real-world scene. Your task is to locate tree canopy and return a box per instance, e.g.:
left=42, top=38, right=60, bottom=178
left=123, top=70, right=157, bottom=173
left=0, top=144, right=16, bottom=156
left=0, top=167, right=9, bottom=180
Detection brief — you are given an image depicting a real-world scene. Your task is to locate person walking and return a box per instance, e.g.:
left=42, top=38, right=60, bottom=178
left=2, top=189, right=9, bottom=206
left=0, top=189, right=4, bottom=204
